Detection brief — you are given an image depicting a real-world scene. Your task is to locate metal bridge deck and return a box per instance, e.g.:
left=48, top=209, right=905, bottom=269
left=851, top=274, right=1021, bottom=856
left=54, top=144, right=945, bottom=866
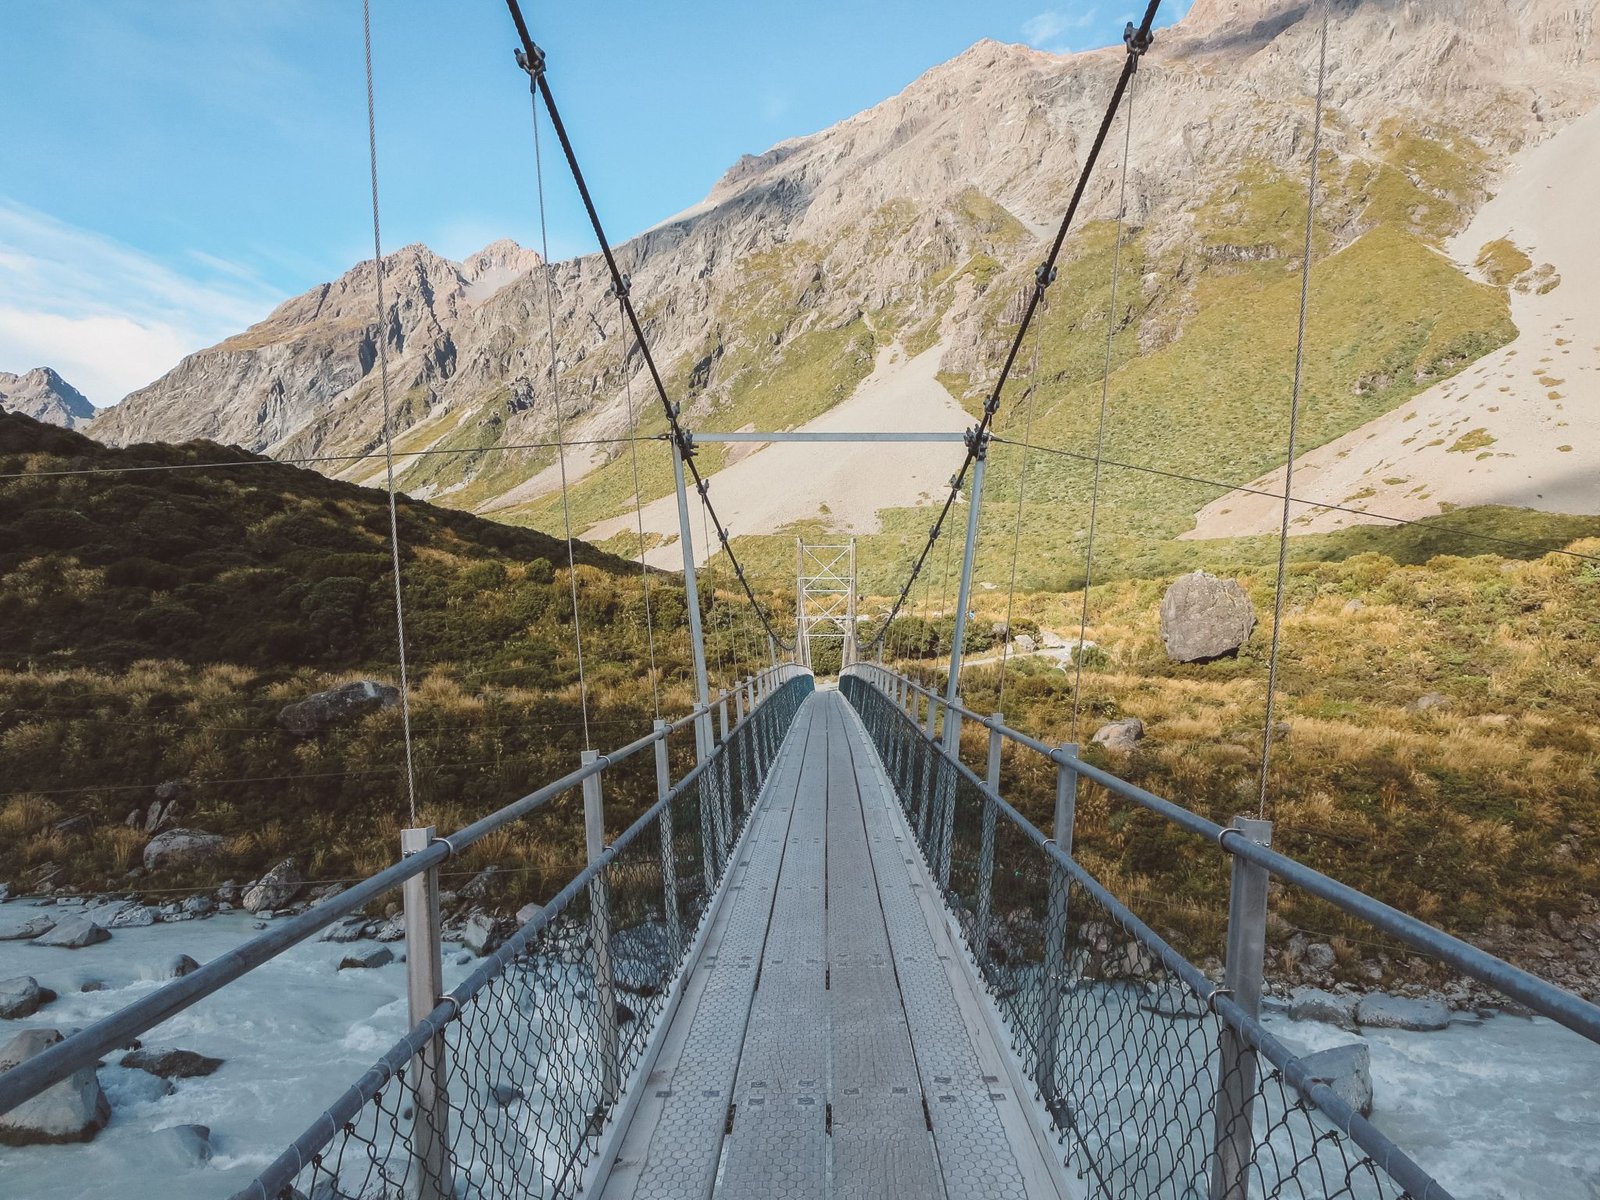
left=600, top=688, right=1067, bottom=1200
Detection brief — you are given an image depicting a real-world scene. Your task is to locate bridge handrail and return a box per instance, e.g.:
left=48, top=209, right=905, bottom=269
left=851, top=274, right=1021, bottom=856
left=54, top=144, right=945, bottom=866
left=0, top=663, right=803, bottom=1119
left=845, top=663, right=1600, bottom=1047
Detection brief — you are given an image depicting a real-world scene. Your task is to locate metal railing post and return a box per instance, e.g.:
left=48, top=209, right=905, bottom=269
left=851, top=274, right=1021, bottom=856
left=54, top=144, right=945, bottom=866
left=582, top=752, right=621, bottom=1110
left=974, top=715, right=1003, bottom=966
left=917, top=693, right=940, bottom=843
left=1210, top=816, right=1273, bottom=1200
left=1038, top=743, right=1079, bottom=1105
left=717, top=689, right=735, bottom=836
left=401, top=826, right=451, bottom=1200
left=653, top=722, right=682, bottom=960
left=936, top=708, right=963, bottom=886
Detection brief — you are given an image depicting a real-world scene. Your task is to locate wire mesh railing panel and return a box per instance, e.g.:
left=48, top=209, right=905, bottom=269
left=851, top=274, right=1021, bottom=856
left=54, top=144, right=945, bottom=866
left=247, top=673, right=812, bottom=1200
left=841, top=672, right=1431, bottom=1200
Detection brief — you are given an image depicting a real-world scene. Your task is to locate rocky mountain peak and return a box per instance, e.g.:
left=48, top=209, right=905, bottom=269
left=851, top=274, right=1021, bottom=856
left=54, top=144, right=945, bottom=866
left=0, top=366, right=94, bottom=430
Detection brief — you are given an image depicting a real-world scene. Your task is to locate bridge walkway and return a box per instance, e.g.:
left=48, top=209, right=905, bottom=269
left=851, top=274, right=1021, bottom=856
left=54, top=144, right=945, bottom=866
left=599, top=687, right=1067, bottom=1200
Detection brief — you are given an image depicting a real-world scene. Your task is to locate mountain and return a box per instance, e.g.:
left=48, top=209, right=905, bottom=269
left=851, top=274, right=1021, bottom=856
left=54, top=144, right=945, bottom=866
left=89, top=0, right=1600, bottom=577
left=0, top=367, right=94, bottom=430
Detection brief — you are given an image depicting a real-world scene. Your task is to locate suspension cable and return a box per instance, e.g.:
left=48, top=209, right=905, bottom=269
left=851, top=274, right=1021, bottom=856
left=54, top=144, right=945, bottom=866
left=1258, top=0, right=1330, bottom=818
left=503, top=2, right=790, bottom=652
left=529, top=82, right=591, bottom=747
left=361, top=0, right=418, bottom=823
left=867, top=5, right=1160, bottom=654
left=1071, top=68, right=1139, bottom=742
left=617, top=296, right=661, bottom=718
left=995, top=324, right=1044, bottom=712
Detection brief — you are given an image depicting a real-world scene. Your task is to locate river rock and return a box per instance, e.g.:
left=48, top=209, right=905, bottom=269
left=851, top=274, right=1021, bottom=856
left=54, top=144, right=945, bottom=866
left=143, top=829, right=226, bottom=872
left=0, top=916, right=55, bottom=941
left=1288, top=988, right=1358, bottom=1031
left=461, top=912, right=505, bottom=956
left=459, top=866, right=499, bottom=900
left=277, top=681, right=399, bottom=735
left=373, top=915, right=405, bottom=943
left=182, top=894, right=216, bottom=918
left=155, top=1123, right=213, bottom=1166
left=1091, top=717, right=1145, bottom=753
left=339, top=946, right=394, bottom=970
left=99, top=1063, right=175, bottom=1105
left=1300, top=1042, right=1373, bottom=1117
left=516, top=902, right=542, bottom=926
left=1355, top=993, right=1451, bottom=1032
left=31, top=917, right=110, bottom=949
left=166, top=954, right=201, bottom=979
left=1159, top=571, right=1257, bottom=663
left=242, top=858, right=303, bottom=913
left=0, top=1029, right=111, bottom=1146
left=1013, top=633, right=1037, bottom=653
left=121, top=1047, right=224, bottom=1078
left=0, top=976, right=56, bottom=1019
left=320, top=917, right=370, bottom=943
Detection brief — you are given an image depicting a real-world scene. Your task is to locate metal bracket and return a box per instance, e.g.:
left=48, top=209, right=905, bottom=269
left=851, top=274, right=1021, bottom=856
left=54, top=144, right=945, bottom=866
left=1124, top=22, right=1154, bottom=61
left=514, top=43, right=547, bottom=85
left=1034, top=262, right=1058, bottom=292
left=964, top=425, right=990, bottom=460
left=607, top=273, right=631, bottom=300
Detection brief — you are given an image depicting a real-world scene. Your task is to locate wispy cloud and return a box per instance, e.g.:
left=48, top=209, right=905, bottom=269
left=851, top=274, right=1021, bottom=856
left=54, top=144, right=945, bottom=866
left=1022, top=7, right=1100, bottom=54
left=0, top=199, right=283, bottom=406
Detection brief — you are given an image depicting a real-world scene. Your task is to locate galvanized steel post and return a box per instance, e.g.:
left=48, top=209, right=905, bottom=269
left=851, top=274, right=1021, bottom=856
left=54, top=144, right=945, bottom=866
left=670, top=436, right=714, bottom=768
left=582, top=750, right=621, bottom=1108
left=1210, top=816, right=1274, bottom=1200
left=401, top=826, right=451, bottom=1200
left=653, top=722, right=682, bottom=959
left=1038, top=743, right=1079, bottom=1104
left=917, top=692, right=940, bottom=843
left=974, top=715, right=1003, bottom=966
left=941, top=446, right=986, bottom=716
left=936, top=707, right=963, bottom=886
left=717, top=689, right=734, bottom=837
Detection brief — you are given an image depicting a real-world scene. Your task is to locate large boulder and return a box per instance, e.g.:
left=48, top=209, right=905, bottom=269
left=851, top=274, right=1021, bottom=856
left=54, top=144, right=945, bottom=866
left=31, top=917, right=110, bottom=949
left=0, top=1028, right=111, bottom=1146
left=242, top=858, right=303, bottom=913
left=143, top=829, right=226, bottom=872
left=0, top=976, right=57, bottom=1019
left=1300, top=1042, right=1373, bottom=1117
left=154, top=1123, right=213, bottom=1166
left=1288, top=988, right=1358, bottom=1032
left=0, top=916, right=56, bottom=942
left=120, top=1047, right=224, bottom=1078
left=1355, top=993, right=1451, bottom=1031
left=278, top=681, right=399, bottom=736
left=107, top=904, right=157, bottom=929
left=1159, top=571, right=1257, bottom=663
left=339, top=946, right=394, bottom=971
left=1091, top=717, right=1145, bottom=753
left=461, top=912, right=506, bottom=956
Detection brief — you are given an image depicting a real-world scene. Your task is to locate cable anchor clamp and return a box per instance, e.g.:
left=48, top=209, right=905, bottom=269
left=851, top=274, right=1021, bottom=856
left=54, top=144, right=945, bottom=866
left=514, top=43, right=547, bottom=85
left=1124, top=23, right=1154, bottom=61
left=964, top=425, right=990, bottom=460
left=1035, top=262, right=1058, bottom=293
left=607, top=273, right=631, bottom=300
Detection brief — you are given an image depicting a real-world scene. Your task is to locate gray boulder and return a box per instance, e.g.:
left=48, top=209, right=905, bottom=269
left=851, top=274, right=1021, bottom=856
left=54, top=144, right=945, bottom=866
left=243, top=858, right=303, bottom=914
left=166, top=954, right=201, bottom=979
left=0, top=976, right=56, bottom=1019
left=1300, top=1042, right=1373, bottom=1117
left=155, top=1123, right=213, bottom=1166
left=1288, top=988, right=1358, bottom=1031
left=108, top=904, right=157, bottom=929
left=0, top=1029, right=111, bottom=1146
left=1159, top=571, right=1257, bottom=662
left=278, top=680, right=399, bottom=736
left=516, top=902, right=543, bottom=926
left=143, top=829, right=226, bottom=872
left=461, top=913, right=505, bottom=956
left=31, top=917, right=110, bottom=949
left=1091, top=717, right=1145, bottom=753
left=319, top=917, right=370, bottom=944
left=1013, top=633, right=1037, bottom=653
left=373, top=915, right=406, bottom=943
left=339, top=946, right=395, bottom=971
left=181, top=894, right=215, bottom=918
left=121, top=1047, right=224, bottom=1078
left=1356, top=993, right=1451, bottom=1032
left=0, top=916, right=56, bottom=942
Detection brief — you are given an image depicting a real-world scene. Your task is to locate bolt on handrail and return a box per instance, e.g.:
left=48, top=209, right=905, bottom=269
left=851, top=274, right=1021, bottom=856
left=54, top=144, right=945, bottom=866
left=0, top=663, right=806, bottom=1119
left=844, top=662, right=1600, bottom=1047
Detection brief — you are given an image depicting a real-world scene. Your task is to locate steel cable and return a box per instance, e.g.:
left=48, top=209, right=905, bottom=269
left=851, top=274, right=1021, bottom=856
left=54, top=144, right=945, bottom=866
left=617, top=296, right=662, bottom=718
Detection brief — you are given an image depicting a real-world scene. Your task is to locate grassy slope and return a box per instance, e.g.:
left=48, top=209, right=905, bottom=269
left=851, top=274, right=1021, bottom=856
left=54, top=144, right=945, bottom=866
left=0, top=414, right=775, bottom=903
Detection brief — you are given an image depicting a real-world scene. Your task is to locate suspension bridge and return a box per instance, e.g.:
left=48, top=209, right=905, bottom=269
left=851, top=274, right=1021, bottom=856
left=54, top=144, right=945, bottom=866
left=2, top=1, right=1598, bottom=1198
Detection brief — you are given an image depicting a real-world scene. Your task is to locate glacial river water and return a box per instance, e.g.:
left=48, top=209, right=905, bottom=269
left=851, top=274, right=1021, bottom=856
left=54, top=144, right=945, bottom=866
left=0, top=906, right=1596, bottom=1199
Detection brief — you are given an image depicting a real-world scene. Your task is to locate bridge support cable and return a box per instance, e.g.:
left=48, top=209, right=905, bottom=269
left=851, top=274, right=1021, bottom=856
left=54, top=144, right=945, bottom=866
left=1071, top=66, right=1140, bottom=742
left=616, top=297, right=662, bottom=719
left=1257, top=0, right=1330, bottom=818
left=866, top=1, right=1161, bottom=657
left=994, top=327, right=1044, bottom=712
left=361, top=0, right=419, bottom=822
left=503, top=1, right=791, bottom=657
left=529, top=82, right=592, bottom=747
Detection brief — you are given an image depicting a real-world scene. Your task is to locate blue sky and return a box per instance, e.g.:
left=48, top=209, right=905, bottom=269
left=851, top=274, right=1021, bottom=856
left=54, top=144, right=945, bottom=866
left=1, top=1, right=1191, bottom=405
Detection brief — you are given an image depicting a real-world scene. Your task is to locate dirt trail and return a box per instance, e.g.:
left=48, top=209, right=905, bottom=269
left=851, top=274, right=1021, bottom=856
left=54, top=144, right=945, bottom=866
left=1186, top=107, right=1600, bottom=541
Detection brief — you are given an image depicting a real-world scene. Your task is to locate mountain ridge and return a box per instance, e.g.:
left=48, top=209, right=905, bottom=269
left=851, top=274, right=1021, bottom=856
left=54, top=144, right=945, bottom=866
left=0, top=366, right=95, bottom=430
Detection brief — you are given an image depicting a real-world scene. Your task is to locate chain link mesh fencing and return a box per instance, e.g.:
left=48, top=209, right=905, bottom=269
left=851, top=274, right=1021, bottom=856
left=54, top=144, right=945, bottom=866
left=235, top=673, right=812, bottom=1200
left=841, top=672, right=1441, bottom=1200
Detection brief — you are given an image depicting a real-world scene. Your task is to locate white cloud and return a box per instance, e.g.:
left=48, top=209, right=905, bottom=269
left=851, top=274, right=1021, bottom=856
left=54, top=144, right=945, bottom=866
left=1022, top=7, right=1100, bottom=54
left=0, top=199, right=284, bottom=406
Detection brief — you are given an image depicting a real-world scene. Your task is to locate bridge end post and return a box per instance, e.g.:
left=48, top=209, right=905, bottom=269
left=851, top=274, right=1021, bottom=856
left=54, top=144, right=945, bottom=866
left=653, top=722, right=682, bottom=960
left=1209, top=815, right=1273, bottom=1200
left=401, top=825, right=452, bottom=1200
left=583, top=750, right=622, bottom=1113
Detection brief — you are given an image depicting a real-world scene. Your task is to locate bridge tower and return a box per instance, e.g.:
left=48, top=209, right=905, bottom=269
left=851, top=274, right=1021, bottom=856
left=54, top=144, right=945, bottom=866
left=795, top=537, right=857, bottom=671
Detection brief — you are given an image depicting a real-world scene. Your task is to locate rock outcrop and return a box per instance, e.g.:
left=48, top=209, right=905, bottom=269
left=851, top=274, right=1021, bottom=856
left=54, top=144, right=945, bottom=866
left=1091, top=717, right=1145, bottom=753
left=0, top=368, right=94, bottom=430
left=277, top=681, right=399, bottom=735
left=143, top=829, right=227, bottom=872
left=242, top=858, right=303, bottom=913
